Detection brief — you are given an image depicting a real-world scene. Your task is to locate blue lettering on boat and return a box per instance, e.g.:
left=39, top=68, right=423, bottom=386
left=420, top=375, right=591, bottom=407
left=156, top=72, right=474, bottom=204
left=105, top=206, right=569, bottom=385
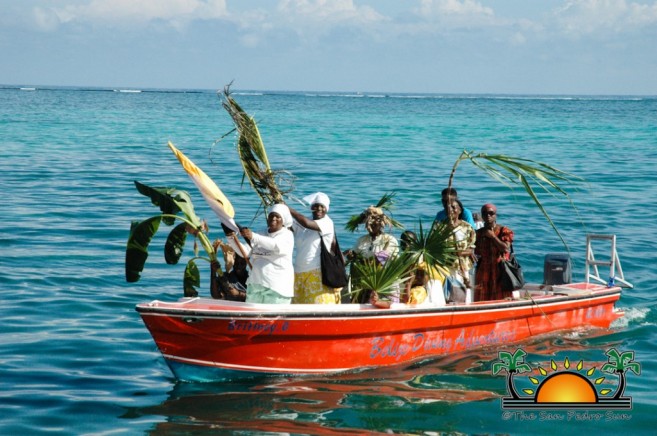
left=454, top=328, right=516, bottom=349
left=227, top=320, right=282, bottom=335
left=370, top=336, right=415, bottom=361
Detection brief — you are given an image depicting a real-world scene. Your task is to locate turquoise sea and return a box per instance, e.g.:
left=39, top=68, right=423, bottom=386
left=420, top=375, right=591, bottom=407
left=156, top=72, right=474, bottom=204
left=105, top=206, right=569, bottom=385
left=1, top=86, right=656, bottom=435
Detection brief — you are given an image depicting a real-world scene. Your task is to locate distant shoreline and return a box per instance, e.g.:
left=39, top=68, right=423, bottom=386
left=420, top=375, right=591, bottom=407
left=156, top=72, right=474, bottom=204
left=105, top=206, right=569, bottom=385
left=1, top=84, right=654, bottom=100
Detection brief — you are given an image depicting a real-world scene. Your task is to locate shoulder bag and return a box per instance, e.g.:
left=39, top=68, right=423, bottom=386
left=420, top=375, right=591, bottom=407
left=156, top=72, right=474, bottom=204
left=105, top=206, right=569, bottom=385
left=499, top=243, right=525, bottom=291
left=320, top=234, right=348, bottom=288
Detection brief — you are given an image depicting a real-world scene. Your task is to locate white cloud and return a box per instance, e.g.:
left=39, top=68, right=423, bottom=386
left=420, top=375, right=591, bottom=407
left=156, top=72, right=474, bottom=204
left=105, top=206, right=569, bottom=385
left=36, top=0, right=228, bottom=29
left=554, top=0, right=657, bottom=36
left=277, top=0, right=386, bottom=25
left=416, top=0, right=494, bottom=17
left=32, top=7, right=64, bottom=32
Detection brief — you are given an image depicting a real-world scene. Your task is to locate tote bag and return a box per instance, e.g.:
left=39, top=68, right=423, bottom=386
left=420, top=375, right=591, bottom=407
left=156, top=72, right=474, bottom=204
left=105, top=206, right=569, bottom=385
left=320, top=235, right=348, bottom=288
left=499, top=244, right=525, bottom=291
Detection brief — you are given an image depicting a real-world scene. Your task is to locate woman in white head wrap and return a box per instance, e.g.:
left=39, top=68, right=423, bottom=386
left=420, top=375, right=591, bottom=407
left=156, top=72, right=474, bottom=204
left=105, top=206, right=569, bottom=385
left=288, top=192, right=342, bottom=304
left=228, top=203, right=295, bottom=304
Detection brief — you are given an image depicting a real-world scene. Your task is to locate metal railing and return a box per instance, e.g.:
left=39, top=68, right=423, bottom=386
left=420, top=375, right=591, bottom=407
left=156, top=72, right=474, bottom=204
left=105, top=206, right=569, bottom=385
left=585, top=234, right=633, bottom=288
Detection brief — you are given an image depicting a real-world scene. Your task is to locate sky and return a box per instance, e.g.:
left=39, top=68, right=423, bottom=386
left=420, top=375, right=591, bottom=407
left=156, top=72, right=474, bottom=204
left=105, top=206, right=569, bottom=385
left=1, top=0, right=656, bottom=95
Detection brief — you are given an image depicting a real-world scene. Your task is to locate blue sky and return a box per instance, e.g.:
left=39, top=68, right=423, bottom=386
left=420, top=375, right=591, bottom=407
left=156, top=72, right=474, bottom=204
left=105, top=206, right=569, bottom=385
left=1, top=0, right=656, bottom=94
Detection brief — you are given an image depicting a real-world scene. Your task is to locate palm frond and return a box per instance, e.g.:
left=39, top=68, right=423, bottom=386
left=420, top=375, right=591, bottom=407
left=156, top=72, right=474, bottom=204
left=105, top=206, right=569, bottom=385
left=351, top=253, right=415, bottom=297
left=221, top=84, right=287, bottom=208
left=404, top=220, right=455, bottom=279
left=450, top=150, right=585, bottom=249
left=375, top=192, right=396, bottom=210
left=345, top=192, right=404, bottom=232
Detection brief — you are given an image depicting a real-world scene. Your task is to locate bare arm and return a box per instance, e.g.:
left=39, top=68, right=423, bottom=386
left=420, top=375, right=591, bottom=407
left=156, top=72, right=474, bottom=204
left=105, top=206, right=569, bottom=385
left=288, top=206, right=320, bottom=231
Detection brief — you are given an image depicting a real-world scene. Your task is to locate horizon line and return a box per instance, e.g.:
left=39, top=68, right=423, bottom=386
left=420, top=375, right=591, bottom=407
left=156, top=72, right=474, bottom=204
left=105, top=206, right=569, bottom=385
left=1, top=83, right=655, bottom=99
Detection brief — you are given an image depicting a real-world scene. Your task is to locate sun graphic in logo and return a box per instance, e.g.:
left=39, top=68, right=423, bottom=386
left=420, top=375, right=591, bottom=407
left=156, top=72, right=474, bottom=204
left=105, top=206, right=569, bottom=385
left=535, top=372, right=597, bottom=403
left=493, top=348, right=640, bottom=410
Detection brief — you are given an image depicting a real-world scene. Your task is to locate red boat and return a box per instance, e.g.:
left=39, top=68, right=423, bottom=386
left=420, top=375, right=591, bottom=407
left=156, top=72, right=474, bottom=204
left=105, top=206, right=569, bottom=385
left=136, top=235, right=632, bottom=382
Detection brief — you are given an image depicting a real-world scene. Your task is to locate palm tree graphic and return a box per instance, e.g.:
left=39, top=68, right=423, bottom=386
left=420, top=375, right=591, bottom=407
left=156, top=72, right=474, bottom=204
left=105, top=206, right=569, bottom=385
left=601, top=348, right=641, bottom=400
left=492, top=349, right=532, bottom=399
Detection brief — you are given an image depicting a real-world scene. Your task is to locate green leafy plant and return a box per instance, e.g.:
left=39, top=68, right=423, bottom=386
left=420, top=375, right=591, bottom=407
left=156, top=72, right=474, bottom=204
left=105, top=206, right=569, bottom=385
left=345, top=192, right=404, bottom=232
left=349, top=253, right=415, bottom=302
left=125, top=181, right=219, bottom=296
left=448, top=150, right=584, bottom=248
left=220, top=84, right=294, bottom=209
left=404, top=220, right=456, bottom=280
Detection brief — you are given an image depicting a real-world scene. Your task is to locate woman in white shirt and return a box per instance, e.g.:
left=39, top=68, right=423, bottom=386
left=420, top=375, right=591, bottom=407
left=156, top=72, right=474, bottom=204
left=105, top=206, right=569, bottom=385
left=229, top=204, right=294, bottom=304
left=288, top=192, right=341, bottom=304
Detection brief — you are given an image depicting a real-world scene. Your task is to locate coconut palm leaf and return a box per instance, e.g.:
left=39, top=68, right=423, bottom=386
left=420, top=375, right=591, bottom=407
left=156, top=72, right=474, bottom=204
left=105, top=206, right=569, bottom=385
left=222, top=84, right=270, bottom=169
left=345, top=192, right=404, bottom=232
left=221, top=84, right=285, bottom=208
left=449, top=150, right=584, bottom=249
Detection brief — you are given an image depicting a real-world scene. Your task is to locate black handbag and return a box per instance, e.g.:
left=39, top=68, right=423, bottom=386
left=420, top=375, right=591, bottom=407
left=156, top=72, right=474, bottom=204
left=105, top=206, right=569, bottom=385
left=320, top=234, right=348, bottom=288
left=499, top=245, right=525, bottom=291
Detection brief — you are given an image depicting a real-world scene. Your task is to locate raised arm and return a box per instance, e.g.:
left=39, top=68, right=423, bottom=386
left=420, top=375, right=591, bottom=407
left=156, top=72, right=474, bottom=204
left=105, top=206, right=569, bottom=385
left=288, top=206, right=320, bottom=231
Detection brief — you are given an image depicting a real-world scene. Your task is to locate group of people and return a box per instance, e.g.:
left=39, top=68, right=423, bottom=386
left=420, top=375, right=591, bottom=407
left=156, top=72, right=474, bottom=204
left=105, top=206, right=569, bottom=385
left=212, top=188, right=515, bottom=306
left=432, top=188, right=516, bottom=304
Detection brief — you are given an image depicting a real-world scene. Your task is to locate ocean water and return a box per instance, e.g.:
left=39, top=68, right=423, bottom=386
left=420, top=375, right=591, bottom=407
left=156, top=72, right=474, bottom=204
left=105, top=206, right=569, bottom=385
left=1, top=86, right=656, bottom=435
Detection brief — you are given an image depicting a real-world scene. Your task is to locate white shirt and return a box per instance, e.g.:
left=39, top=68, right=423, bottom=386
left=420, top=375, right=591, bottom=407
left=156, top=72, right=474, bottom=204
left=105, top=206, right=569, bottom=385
left=352, top=233, right=399, bottom=261
left=292, top=215, right=335, bottom=273
left=229, top=227, right=295, bottom=298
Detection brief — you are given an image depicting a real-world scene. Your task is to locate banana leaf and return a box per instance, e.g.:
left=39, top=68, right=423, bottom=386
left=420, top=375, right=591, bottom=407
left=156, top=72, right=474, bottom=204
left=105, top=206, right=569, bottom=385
left=134, top=181, right=201, bottom=227
left=184, top=259, right=201, bottom=297
left=126, top=216, right=161, bottom=282
left=164, top=223, right=188, bottom=265
left=126, top=181, right=218, bottom=291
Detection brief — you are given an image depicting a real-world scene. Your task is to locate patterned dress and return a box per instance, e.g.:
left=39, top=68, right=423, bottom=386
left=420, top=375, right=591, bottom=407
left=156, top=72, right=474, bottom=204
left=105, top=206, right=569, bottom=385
left=474, top=225, right=514, bottom=301
left=292, top=216, right=341, bottom=304
left=446, top=220, right=476, bottom=302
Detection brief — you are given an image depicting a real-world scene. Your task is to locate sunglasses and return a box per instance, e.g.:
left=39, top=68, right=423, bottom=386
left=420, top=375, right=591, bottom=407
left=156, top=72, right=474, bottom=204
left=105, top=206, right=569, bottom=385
left=483, top=211, right=496, bottom=216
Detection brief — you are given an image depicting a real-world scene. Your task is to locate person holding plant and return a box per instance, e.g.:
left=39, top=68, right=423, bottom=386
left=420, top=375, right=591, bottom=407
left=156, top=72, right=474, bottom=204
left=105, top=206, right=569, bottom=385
left=288, top=192, right=342, bottom=304
left=345, top=206, right=399, bottom=264
left=474, top=203, right=514, bottom=301
left=345, top=206, right=400, bottom=304
left=228, top=204, right=295, bottom=304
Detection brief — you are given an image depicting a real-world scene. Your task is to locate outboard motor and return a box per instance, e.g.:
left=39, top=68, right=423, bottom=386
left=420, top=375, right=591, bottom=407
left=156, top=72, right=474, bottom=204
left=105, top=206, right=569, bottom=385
left=544, top=253, right=572, bottom=285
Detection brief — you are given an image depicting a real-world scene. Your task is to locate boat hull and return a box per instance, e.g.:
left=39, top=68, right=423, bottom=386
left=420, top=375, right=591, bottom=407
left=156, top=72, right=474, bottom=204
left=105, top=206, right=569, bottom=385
left=136, top=283, right=623, bottom=382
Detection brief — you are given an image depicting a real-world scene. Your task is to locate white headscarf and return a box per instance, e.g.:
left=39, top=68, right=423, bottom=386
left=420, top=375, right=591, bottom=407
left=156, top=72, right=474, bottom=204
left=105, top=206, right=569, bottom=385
left=270, top=203, right=293, bottom=228
left=303, top=192, right=330, bottom=212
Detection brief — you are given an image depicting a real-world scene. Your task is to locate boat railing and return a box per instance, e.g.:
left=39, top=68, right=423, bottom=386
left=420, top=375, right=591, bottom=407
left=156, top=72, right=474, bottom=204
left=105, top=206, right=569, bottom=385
left=585, top=234, right=633, bottom=288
